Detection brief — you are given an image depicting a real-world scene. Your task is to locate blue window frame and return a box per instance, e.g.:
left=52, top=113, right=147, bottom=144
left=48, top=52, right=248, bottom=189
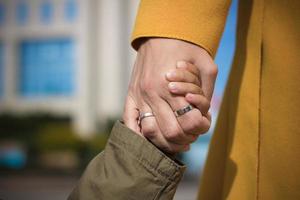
left=40, top=1, right=54, bottom=24
left=0, top=43, right=4, bottom=96
left=16, top=1, right=29, bottom=25
left=64, top=0, right=78, bottom=22
left=19, top=39, right=75, bottom=97
left=0, top=3, right=6, bottom=26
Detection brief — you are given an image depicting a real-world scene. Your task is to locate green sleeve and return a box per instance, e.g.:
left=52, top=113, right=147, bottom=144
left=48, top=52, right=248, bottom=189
left=68, top=121, right=186, bottom=200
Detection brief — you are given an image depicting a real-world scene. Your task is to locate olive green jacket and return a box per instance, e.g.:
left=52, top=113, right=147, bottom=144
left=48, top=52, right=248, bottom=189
left=68, top=121, right=185, bottom=200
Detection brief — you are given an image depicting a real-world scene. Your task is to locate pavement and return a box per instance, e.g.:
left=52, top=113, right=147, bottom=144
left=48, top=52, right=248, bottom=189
left=0, top=173, right=199, bottom=200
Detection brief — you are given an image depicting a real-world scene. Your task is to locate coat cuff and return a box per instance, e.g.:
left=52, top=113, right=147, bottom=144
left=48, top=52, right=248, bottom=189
left=110, top=121, right=186, bottom=183
left=131, top=0, right=231, bottom=57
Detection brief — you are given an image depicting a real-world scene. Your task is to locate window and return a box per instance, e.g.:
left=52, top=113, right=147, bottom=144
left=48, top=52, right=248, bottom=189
left=16, top=1, right=29, bottom=25
left=19, top=39, right=75, bottom=97
left=40, top=1, right=54, bottom=24
left=0, top=3, right=5, bottom=26
left=64, top=0, right=78, bottom=22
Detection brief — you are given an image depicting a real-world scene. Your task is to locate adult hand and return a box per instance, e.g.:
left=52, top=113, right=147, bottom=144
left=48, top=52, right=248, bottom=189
left=123, top=38, right=217, bottom=154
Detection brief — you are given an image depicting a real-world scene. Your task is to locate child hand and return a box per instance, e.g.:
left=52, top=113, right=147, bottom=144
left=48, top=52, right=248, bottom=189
left=165, top=61, right=211, bottom=117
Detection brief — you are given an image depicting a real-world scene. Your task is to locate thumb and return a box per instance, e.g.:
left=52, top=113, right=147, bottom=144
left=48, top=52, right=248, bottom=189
left=122, top=94, right=141, bottom=134
left=194, top=51, right=218, bottom=101
left=198, top=63, right=218, bottom=101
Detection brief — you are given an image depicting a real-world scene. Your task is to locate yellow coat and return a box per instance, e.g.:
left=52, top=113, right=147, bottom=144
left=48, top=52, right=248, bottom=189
left=132, top=0, right=300, bottom=199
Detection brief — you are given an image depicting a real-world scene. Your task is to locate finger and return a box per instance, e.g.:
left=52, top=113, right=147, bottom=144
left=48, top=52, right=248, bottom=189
left=177, top=108, right=211, bottom=135
left=142, top=118, right=191, bottom=153
left=177, top=107, right=210, bottom=135
left=143, top=118, right=191, bottom=154
left=206, top=112, right=212, bottom=122
left=196, top=58, right=218, bottom=101
left=139, top=102, right=190, bottom=153
left=139, top=103, right=158, bottom=137
left=185, top=93, right=211, bottom=116
left=163, top=94, right=210, bottom=136
left=166, top=69, right=200, bottom=86
left=168, top=82, right=204, bottom=96
left=176, top=61, right=200, bottom=78
left=145, top=94, right=198, bottom=145
left=123, top=95, right=141, bottom=134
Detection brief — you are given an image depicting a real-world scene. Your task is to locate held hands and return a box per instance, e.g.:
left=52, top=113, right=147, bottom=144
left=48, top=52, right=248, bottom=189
left=166, top=61, right=211, bottom=118
left=123, top=38, right=218, bottom=154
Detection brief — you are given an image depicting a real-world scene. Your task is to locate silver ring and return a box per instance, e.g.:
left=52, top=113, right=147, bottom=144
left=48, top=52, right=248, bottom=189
left=138, top=112, right=155, bottom=125
left=174, top=104, right=194, bottom=117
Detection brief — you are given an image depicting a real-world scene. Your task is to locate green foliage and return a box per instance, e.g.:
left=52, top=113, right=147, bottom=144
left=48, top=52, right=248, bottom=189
left=86, top=133, right=108, bottom=155
left=36, top=123, right=85, bottom=152
left=0, top=113, right=70, bottom=142
left=0, top=113, right=111, bottom=169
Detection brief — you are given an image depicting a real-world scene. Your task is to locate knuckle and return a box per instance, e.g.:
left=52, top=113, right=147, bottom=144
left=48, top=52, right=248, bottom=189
left=205, top=64, right=218, bottom=77
left=164, top=132, right=177, bottom=141
left=181, top=114, right=204, bottom=133
left=143, top=130, right=157, bottom=140
left=142, top=123, right=157, bottom=136
left=140, top=79, right=154, bottom=91
left=140, top=82, right=158, bottom=99
left=200, top=121, right=211, bottom=134
left=164, top=127, right=182, bottom=141
left=188, top=120, right=202, bottom=132
left=210, top=64, right=218, bottom=76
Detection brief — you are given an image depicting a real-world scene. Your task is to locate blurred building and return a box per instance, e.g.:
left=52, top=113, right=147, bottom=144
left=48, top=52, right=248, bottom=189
left=0, top=0, right=140, bottom=137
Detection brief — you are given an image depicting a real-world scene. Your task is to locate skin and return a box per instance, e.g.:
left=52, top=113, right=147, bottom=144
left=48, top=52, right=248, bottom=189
left=166, top=64, right=211, bottom=118
left=123, top=38, right=218, bottom=154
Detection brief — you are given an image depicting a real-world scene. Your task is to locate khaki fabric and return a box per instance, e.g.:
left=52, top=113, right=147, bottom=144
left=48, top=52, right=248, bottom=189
left=132, top=0, right=300, bottom=199
left=68, top=121, right=185, bottom=200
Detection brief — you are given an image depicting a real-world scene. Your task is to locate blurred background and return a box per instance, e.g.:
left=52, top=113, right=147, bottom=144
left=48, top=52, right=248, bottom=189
left=0, top=0, right=237, bottom=199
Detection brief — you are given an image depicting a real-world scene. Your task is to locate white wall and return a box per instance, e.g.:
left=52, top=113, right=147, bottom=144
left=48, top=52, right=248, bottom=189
left=96, top=0, right=139, bottom=122
left=0, top=0, right=141, bottom=136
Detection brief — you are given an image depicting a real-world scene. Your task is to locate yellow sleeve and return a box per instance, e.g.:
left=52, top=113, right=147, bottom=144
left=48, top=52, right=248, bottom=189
left=131, top=0, right=232, bottom=57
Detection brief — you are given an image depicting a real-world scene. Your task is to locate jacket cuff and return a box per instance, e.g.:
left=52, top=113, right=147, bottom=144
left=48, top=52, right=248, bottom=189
left=109, top=121, right=186, bottom=183
left=131, top=0, right=231, bottom=57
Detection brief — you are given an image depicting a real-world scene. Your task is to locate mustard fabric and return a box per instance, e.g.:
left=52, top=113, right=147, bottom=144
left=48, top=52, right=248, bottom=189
left=132, top=0, right=231, bottom=56
left=132, top=0, right=300, bottom=199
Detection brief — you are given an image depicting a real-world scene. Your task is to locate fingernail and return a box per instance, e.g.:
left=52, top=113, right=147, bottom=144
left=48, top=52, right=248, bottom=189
left=186, top=93, right=193, bottom=100
left=166, top=72, right=172, bottom=79
left=177, top=61, right=187, bottom=68
left=166, top=71, right=175, bottom=79
left=168, top=82, right=177, bottom=90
